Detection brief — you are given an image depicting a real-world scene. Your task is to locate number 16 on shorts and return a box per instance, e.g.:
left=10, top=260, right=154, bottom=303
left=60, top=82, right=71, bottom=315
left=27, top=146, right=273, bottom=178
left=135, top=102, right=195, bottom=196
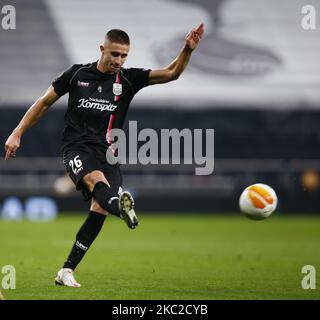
left=69, top=155, right=83, bottom=175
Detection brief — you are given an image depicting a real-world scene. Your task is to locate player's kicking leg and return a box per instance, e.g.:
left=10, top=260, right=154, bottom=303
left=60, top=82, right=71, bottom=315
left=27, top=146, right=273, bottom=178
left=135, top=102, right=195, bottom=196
left=83, top=171, right=139, bottom=229
left=119, top=191, right=139, bottom=229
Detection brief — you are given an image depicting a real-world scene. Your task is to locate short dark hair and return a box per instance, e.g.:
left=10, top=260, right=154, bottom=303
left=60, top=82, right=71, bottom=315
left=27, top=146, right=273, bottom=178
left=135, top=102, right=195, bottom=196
left=105, top=29, right=130, bottom=45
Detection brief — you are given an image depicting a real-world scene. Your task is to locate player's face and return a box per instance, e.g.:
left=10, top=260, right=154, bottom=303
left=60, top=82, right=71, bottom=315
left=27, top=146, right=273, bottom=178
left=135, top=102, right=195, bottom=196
left=100, top=41, right=129, bottom=73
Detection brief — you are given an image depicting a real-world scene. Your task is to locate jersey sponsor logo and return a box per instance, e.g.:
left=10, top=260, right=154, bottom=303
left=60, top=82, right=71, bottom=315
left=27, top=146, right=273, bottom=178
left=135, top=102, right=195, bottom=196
left=113, top=83, right=122, bottom=96
left=77, top=97, right=117, bottom=112
left=77, top=81, right=89, bottom=87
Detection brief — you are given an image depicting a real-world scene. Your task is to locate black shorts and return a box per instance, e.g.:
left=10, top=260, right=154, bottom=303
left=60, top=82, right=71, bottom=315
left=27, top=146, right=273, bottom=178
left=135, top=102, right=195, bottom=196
left=62, top=144, right=122, bottom=201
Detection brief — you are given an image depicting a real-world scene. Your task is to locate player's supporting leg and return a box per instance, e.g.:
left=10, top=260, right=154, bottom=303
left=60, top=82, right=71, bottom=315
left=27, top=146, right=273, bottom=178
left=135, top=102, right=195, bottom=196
left=55, top=199, right=107, bottom=287
left=62, top=209, right=106, bottom=270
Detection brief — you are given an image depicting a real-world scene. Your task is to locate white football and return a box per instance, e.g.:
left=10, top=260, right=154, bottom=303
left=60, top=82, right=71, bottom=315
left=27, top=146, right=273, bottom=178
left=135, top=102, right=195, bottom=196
left=239, top=183, right=278, bottom=220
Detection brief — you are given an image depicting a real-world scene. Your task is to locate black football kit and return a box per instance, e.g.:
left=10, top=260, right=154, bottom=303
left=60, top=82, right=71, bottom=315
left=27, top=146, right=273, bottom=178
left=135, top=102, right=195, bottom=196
left=52, top=61, right=151, bottom=199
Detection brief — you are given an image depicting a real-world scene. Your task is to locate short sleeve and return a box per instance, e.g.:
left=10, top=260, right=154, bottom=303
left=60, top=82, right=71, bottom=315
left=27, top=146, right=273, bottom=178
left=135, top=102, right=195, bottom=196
left=123, top=68, right=151, bottom=94
left=51, top=65, right=81, bottom=96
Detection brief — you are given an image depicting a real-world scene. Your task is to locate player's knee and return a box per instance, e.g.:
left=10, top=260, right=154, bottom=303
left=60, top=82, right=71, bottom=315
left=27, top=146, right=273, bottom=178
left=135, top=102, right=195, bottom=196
left=83, top=171, right=108, bottom=192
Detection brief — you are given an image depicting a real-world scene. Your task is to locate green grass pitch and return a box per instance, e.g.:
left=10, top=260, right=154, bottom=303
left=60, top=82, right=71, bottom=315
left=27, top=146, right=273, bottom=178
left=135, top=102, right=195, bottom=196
left=1, top=213, right=320, bottom=300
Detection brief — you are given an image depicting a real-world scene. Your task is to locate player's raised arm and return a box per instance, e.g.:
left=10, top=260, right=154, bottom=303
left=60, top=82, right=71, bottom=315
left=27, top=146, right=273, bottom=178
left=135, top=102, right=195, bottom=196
left=149, top=23, right=204, bottom=85
left=4, top=85, right=60, bottom=160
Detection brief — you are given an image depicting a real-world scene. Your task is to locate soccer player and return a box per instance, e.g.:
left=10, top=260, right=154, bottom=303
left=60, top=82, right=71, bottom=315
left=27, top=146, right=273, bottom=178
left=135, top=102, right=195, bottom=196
left=4, top=24, right=204, bottom=287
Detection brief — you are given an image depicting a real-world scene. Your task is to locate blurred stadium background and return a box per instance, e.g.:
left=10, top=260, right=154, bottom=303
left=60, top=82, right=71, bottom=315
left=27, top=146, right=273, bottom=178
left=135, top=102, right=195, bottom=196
left=0, top=0, right=320, bottom=219
left=1, top=0, right=320, bottom=301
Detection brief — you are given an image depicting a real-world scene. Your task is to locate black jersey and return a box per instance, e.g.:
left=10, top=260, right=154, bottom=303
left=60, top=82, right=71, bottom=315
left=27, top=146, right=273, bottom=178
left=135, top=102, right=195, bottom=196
left=52, top=61, right=150, bottom=151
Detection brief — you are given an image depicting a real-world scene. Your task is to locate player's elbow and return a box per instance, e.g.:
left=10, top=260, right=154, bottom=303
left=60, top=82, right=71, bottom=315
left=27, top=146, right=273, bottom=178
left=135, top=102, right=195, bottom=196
left=171, top=74, right=180, bottom=81
left=37, top=88, right=59, bottom=109
left=170, top=71, right=180, bottom=81
left=149, top=69, right=180, bottom=85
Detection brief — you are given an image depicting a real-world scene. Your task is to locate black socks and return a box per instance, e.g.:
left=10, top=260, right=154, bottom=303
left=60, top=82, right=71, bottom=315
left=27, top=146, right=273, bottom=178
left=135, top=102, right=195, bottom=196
left=92, top=182, right=121, bottom=217
left=63, top=211, right=106, bottom=270
left=62, top=181, right=124, bottom=270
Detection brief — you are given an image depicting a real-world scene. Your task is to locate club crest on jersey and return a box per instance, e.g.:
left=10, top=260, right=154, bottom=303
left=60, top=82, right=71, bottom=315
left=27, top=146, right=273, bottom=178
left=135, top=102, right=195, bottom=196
left=113, top=83, right=122, bottom=96
left=98, top=86, right=102, bottom=93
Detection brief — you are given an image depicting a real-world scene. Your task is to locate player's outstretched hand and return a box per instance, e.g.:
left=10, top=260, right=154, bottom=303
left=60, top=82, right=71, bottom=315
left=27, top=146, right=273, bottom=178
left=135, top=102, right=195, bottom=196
left=4, top=132, right=20, bottom=160
left=185, top=23, right=205, bottom=51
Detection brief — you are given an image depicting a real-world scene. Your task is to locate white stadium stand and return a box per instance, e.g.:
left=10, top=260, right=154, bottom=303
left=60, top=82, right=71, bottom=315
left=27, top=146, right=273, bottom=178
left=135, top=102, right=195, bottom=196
left=43, top=0, right=320, bottom=108
left=0, top=0, right=319, bottom=108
